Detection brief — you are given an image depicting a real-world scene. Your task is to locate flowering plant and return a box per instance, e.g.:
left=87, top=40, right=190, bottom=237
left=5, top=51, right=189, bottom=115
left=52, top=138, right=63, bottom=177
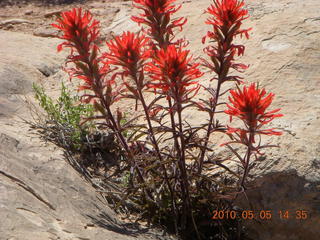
left=52, top=0, right=282, bottom=239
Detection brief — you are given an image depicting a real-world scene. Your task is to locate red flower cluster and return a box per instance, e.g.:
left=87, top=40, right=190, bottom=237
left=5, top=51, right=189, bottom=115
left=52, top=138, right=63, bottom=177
left=225, top=83, right=283, bottom=140
left=52, top=8, right=103, bottom=96
left=202, top=0, right=251, bottom=83
left=103, top=31, right=150, bottom=80
left=131, top=0, right=186, bottom=47
left=147, top=45, right=203, bottom=101
left=52, top=8, right=99, bottom=58
left=205, top=0, right=250, bottom=37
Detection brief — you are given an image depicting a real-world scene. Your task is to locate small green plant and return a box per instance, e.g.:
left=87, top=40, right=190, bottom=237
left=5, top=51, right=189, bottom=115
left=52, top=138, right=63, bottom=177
left=33, top=82, right=95, bottom=150
left=121, top=170, right=131, bottom=188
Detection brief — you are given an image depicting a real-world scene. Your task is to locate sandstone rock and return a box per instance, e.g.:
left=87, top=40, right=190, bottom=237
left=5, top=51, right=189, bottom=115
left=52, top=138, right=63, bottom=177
left=0, top=128, right=172, bottom=240
left=105, top=6, right=139, bottom=36
left=99, top=28, right=114, bottom=42
left=2, top=23, right=14, bottom=30
left=44, top=10, right=62, bottom=18
left=33, top=26, right=59, bottom=38
left=24, top=10, right=33, bottom=16
left=91, top=7, right=120, bottom=16
left=0, top=64, right=34, bottom=94
left=0, top=30, right=64, bottom=95
left=0, top=19, right=32, bottom=26
left=35, top=63, right=60, bottom=77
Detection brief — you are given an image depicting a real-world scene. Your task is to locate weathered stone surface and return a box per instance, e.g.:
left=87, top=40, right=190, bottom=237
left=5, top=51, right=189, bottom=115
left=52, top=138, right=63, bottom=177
left=0, top=30, right=64, bottom=120
left=24, top=10, right=33, bottom=15
left=33, top=26, right=59, bottom=38
left=0, top=128, right=170, bottom=240
left=104, top=2, right=139, bottom=35
left=44, top=10, right=62, bottom=18
left=0, top=18, right=32, bottom=26
left=0, top=30, right=64, bottom=93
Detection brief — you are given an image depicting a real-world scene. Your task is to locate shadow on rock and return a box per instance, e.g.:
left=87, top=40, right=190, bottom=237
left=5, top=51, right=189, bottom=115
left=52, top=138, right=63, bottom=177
left=236, top=171, right=320, bottom=240
left=86, top=209, right=151, bottom=237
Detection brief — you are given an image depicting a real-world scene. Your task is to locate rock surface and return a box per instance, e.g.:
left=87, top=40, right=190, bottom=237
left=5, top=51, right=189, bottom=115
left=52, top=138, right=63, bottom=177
left=33, top=26, right=59, bottom=38
left=0, top=0, right=319, bottom=239
left=0, top=18, right=32, bottom=26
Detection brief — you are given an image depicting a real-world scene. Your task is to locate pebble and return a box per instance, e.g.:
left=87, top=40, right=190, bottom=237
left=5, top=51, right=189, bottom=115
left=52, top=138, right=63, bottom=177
left=0, top=19, right=32, bottom=26
left=33, top=26, right=58, bottom=38
left=44, top=10, right=62, bottom=18
left=24, top=10, right=33, bottom=15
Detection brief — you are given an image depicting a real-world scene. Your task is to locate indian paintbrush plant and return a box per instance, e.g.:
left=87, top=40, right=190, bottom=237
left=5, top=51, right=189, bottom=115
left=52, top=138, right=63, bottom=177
left=51, top=0, right=283, bottom=239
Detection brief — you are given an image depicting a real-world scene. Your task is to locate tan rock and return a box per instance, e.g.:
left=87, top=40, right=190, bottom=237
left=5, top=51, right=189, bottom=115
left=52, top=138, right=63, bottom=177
left=0, top=19, right=32, bottom=26
left=44, top=10, right=62, bottom=18
left=33, top=26, right=59, bottom=38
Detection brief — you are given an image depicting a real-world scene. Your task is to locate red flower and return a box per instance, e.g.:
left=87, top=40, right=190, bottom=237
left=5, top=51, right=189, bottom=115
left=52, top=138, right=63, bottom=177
left=205, top=0, right=250, bottom=37
left=103, top=31, right=150, bottom=80
left=202, top=0, right=251, bottom=83
left=52, top=8, right=100, bottom=58
left=52, top=8, right=101, bottom=89
left=146, top=45, right=203, bottom=101
left=225, top=83, right=283, bottom=136
left=131, top=0, right=187, bottom=47
left=52, top=8, right=120, bottom=104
